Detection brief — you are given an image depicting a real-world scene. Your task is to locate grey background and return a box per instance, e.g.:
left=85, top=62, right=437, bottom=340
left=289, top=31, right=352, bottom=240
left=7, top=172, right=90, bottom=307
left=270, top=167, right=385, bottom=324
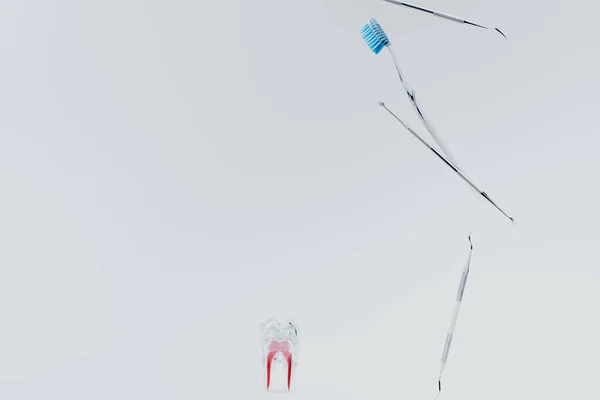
left=0, top=0, right=598, bottom=398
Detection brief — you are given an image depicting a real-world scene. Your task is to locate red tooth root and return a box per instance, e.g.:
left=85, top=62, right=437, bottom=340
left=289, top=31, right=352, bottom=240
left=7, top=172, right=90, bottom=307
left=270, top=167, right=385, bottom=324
left=266, top=351, right=276, bottom=390
left=286, top=353, right=292, bottom=390
left=266, top=340, right=294, bottom=391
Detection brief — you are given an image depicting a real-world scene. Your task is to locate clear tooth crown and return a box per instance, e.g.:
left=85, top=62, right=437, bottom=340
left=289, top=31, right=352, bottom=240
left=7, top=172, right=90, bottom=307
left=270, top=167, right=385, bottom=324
left=261, top=319, right=297, bottom=341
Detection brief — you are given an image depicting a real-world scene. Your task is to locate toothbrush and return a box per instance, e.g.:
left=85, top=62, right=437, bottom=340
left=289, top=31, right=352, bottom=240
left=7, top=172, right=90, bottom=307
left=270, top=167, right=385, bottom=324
left=360, top=17, right=460, bottom=169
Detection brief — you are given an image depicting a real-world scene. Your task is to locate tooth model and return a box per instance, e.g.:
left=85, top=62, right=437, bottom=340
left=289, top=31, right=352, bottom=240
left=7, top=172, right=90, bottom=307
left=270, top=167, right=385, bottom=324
left=260, top=318, right=298, bottom=391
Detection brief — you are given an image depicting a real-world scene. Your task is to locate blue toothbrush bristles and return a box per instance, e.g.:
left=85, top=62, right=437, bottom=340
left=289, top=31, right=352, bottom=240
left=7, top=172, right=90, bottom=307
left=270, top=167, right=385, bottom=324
left=360, top=18, right=390, bottom=54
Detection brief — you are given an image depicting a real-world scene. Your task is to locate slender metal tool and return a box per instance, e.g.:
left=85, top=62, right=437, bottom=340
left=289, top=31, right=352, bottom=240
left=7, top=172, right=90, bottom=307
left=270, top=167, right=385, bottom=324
left=378, top=101, right=515, bottom=224
left=383, top=0, right=507, bottom=38
left=437, top=235, right=473, bottom=398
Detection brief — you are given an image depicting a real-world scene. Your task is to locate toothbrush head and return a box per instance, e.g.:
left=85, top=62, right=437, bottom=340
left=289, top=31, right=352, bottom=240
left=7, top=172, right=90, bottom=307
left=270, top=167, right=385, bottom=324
left=360, top=18, right=390, bottom=54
